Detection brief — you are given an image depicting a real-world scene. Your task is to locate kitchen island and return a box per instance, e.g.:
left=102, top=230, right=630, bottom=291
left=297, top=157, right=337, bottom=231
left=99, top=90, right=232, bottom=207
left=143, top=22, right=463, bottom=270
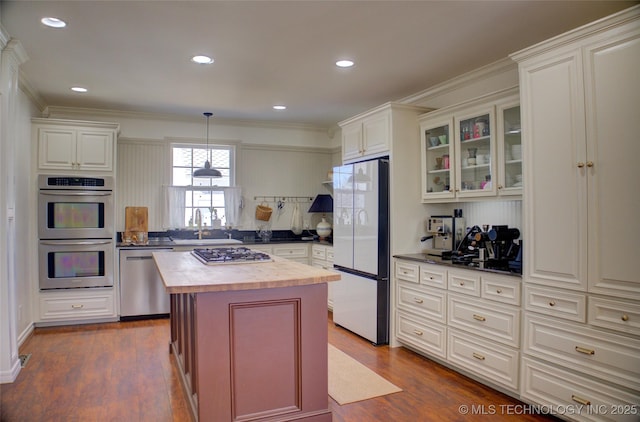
left=153, top=250, right=340, bottom=422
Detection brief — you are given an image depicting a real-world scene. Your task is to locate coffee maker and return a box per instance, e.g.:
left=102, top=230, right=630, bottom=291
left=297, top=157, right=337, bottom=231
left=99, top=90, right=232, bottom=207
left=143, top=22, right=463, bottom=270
left=424, top=215, right=465, bottom=257
left=460, top=224, right=521, bottom=272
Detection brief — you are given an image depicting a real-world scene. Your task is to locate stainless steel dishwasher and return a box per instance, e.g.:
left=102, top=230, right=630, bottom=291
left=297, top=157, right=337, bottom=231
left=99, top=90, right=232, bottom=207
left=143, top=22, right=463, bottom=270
left=119, top=248, right=172, bottom=319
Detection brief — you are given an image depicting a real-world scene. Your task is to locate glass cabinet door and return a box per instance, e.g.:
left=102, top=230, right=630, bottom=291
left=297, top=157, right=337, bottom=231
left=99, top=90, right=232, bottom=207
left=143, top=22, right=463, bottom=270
left=421, top=118, right=455, bottom=200
left=498, top=104, right=522, bottom=194
left=455, top=109, right=496, bottom=197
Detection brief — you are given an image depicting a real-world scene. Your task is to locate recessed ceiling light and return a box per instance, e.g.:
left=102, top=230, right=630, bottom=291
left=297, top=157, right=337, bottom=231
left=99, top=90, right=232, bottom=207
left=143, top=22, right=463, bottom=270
left=41, top=17, right=67, bottom=28
left=273, top=105, right=287, bottom=110
left=71, top=87, right=88, bottom=93
left=336, top=60, right=354, bottom=68
left=191, top=55, right=214, bottom=64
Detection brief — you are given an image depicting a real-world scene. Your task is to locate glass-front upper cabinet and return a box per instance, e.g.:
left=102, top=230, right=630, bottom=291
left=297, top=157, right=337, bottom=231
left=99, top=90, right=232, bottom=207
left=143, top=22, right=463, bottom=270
left=421, top=117, right=455, bottom=201
left=454, top=107, right=496, bottom=198
left=497, top=103, right=522, bottom=195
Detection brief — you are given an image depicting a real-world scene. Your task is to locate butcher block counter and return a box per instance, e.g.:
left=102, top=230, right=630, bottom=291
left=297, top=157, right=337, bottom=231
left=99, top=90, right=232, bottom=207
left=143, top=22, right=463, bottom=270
left=153, top=251, right=340, bottom=422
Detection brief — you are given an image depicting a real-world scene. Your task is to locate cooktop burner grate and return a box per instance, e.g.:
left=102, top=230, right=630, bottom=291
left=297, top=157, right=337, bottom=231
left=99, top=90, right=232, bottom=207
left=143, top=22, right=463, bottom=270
left=191, top=247, right=272, bottom=265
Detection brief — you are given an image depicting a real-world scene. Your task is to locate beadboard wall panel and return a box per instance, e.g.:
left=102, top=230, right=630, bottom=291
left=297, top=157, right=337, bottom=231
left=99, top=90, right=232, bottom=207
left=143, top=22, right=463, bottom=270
left=116, top=140, right=333, bottom=232
left=116, top=139, right=169, bottom=231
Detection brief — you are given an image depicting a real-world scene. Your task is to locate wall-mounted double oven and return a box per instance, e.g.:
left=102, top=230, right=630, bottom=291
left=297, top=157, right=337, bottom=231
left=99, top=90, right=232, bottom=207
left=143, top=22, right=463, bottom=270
left=38, top=175, right=115, bottom=290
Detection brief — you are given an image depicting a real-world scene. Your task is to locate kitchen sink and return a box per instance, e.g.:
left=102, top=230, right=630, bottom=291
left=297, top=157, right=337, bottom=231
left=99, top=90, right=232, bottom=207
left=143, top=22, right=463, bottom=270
left=171, top=238, right=242, bottom=246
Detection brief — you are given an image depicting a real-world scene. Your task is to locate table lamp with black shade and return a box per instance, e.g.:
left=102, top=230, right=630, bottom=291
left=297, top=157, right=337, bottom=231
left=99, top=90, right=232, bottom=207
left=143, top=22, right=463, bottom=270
left=308, top=194, right=333, bottom=240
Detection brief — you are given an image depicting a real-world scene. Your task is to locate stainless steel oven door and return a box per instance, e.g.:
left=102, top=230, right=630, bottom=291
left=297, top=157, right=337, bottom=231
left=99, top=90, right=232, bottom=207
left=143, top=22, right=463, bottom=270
left=39, top=239, right=114, bottom=289
left=38, top=189, right=114, bottom=239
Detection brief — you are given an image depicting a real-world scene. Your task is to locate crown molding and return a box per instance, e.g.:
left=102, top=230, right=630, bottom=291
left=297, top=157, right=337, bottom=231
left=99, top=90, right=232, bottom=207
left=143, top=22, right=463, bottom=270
left=43, top=105, right=331, bottom=133
left=19, top=71, right=48, bottom=112
left=399, top=57, right=517, bottom=106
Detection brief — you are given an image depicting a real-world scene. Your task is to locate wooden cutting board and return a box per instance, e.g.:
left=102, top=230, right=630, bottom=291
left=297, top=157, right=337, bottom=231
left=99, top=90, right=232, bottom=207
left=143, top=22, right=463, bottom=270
left=125, top=207, right=148, bottom=232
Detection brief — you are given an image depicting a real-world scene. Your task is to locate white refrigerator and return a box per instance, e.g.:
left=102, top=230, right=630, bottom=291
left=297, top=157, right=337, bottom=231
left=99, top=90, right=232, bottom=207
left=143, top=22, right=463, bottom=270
left=332, top=158, right=389, bottom=345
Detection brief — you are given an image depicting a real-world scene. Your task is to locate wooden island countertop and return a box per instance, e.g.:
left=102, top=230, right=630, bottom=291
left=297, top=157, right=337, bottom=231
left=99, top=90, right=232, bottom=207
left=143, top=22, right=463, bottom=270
left=153, top=250, right=339, bottom=422
left=152, top=250, right=340, bottom=294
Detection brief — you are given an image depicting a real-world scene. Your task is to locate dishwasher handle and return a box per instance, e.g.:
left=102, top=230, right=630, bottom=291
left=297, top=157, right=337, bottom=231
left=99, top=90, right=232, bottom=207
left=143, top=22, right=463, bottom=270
left=126, top=255, right=154, bottom=261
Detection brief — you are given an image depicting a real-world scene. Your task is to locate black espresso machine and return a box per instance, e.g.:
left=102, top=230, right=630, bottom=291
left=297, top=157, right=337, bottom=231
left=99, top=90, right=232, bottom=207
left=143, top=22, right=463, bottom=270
left=451, top=225, right=522, bottom=273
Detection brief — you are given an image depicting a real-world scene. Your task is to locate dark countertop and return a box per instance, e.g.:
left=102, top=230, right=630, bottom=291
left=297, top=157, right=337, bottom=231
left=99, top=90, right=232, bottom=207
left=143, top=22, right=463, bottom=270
left=117, top=237, right=332, bottom=248
left=394, top=253, right=522, bottom=278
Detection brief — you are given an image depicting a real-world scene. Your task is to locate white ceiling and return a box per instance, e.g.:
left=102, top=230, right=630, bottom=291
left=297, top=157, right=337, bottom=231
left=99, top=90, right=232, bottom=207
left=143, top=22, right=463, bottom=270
left=1, top=1, right=636, bottom=128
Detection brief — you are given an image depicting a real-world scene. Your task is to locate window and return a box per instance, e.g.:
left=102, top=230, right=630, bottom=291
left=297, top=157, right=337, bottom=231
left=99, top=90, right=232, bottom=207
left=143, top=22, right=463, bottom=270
left=171, top=144, right=235, bottom=227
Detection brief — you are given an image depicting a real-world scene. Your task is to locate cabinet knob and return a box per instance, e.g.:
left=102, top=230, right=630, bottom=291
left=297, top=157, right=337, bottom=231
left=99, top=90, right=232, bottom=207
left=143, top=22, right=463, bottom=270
left=497, top=185, right=503, bottom=189
left=586, top=161, right=594, bottom=167
left=577, top=162, right=585, bottom=168
left=621, top=314, right=629, bottom=322
left=549, top=301, right=556, bottom=307
left=496, top=289, right=502, bottom=294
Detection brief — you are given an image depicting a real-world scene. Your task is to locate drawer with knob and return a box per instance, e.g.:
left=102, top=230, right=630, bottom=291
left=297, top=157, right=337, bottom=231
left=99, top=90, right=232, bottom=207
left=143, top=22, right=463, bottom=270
left=523, top=314, right=640, bottom=391
left=397, top=283, right=446, bottom=324
left=481, top=273, right=521, bottom=306
left=395, top=260, right=419, bottom=284
left=396, top=310, right=446, bottom=359
left=448, top=269, right=480, bottom=297
left=419, top=264, right=447, bottom=289
left=588, top=296, right=640, bottom=337
left=524, top=285, right=586, bottom=323
left=448, top=293, right=520, bottom=347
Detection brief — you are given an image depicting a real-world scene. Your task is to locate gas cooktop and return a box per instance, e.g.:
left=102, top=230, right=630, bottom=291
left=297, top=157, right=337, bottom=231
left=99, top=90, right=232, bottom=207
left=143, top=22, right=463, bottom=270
left=191, top=247, right=272, bottom=265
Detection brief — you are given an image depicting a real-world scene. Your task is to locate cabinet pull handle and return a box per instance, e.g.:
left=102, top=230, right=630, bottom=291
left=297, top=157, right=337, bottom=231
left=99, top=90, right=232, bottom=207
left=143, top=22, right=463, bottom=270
left=413, top=298, right=424, bottom=304
left=621, top=314, right=629, bottom=322
left=575, top=346, right=595, bottom=355
left=571, top=395, right=591, bottom=406
left=496, top=289, right=502, bottom=294
left=586, top=161, right=594, bottom=167
left=413, top=330, right=423, bottom=336
left=472, top=352, right=485, bottom=361
left=71, top=304, right=84, bottom=309
left=473, top=314, right=486, bottom=322
left=549, top=301, right=556, bottom=307
left=577, top=162, right=585, bottom=168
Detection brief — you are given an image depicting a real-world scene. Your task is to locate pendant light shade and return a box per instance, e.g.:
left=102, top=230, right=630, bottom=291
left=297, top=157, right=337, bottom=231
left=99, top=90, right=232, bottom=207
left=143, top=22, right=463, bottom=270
left=193, top=112, right=222, bottom=178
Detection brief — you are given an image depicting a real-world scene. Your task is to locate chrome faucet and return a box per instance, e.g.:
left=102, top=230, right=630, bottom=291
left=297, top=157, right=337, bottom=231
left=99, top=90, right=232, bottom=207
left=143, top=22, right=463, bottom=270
left=195, top=209, right=203, bottom=239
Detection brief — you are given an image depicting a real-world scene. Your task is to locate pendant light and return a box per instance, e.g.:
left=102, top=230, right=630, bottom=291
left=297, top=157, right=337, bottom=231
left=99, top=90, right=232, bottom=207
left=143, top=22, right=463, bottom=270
left=193, top=112, right=222, bottom=178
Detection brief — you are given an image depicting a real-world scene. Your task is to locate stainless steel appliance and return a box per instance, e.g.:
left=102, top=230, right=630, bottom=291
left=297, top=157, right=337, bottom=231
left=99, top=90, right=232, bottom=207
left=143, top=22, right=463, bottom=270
left=119, top=248, right=172, bottom=319
left=39, top=238, right=114, bottom=289
left=38, top=175, right=115, bottom=289
left=191, top=247, right=272, bottom=265
left=425, top=215, right=465, bottom=256
left=332, top=158, right=389, bottom=345
left=38, top=175, right=114, bottom=240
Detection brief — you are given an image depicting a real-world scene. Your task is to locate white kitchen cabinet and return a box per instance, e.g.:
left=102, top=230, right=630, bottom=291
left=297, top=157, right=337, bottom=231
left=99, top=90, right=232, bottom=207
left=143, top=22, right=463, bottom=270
left=34, top=118, right=119, bottom=172
left=513, top=9, right=640, bottom=298
left=420, top=88, right=519, bottom=202
left=394, top=259, right=522, bottom=394
left=311, top=244, right=334, bottom=309
left=511, top=7, right=640, bottom=416
left=38, top=288, right=117, bottom=324
left=339, top=103, right=428, bottom=163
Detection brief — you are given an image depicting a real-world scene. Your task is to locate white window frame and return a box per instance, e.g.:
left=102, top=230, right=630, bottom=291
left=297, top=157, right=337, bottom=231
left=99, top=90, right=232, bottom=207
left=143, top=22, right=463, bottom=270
left=170, top=142, right=237, bottom=228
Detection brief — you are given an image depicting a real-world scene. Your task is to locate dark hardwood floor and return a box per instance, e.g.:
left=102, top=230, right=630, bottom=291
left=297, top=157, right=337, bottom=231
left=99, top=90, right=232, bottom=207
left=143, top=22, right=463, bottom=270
left=1, top=313, right=557, bottom=421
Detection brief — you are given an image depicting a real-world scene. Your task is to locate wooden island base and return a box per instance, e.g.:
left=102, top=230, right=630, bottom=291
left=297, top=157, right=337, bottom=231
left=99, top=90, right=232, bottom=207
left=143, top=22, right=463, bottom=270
left=170, top=283, right=332, bottom=422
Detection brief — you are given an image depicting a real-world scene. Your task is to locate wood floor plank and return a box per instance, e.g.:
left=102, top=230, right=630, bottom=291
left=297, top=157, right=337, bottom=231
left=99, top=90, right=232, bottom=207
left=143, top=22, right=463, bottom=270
left=0, top=314, right=557, bottom=421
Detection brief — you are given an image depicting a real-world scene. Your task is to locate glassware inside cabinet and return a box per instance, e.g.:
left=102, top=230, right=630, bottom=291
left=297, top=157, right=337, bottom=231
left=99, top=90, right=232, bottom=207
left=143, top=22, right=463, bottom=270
left=459, top=113, right=492, bottom=192
left=424, top=124, right=451, bottom=194
left=502, top=106, right=522, bottom=190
